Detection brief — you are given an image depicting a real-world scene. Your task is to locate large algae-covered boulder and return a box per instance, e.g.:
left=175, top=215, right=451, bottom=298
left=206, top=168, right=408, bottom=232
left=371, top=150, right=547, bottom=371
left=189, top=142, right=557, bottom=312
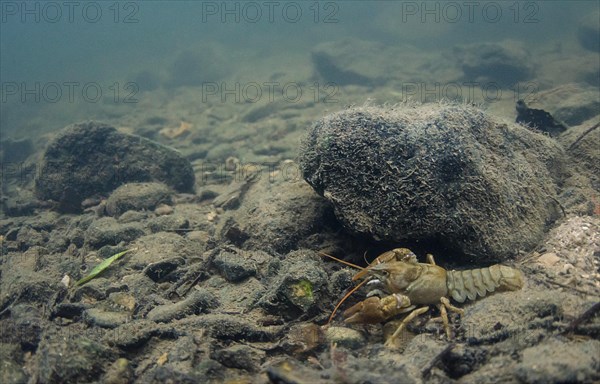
left=299, top=104, right=568, bottom=261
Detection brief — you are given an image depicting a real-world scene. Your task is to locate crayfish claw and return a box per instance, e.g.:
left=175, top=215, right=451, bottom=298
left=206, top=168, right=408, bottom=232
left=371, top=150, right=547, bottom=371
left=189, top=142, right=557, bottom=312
left=343, top=296, right=387, bottom=324
left=344, top=294, right=414, bottom=324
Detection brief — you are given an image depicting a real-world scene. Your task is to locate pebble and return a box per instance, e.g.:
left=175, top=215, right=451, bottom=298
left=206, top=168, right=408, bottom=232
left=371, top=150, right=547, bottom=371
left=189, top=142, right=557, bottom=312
left=154, top=204, right=173, bottom=216
left=84, top=308, right=130, bottom=328
left=562, top=263, right=574, bottom=274
left=324, top=326, right=365, bottom=349
left=537, top=252, right=561, bottom=267
left=147, top=289, right=219, bottom=322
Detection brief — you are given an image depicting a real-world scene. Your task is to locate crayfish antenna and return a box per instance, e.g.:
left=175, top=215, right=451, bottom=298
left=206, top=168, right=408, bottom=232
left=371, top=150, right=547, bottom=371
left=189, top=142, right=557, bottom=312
left=318, top=252, right=363, bottom=270
left=319, top=251, right=370, bottom=324
left=327, top=279, right=368, bottom=324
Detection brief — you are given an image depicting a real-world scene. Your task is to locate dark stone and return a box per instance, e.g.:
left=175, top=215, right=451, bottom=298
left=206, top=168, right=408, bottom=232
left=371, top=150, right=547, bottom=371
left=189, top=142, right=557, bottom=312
left=85, top=217, right=145, bottom=248
left=516, top=100, right=567, bottom=137
left=212, top=248, right=270, bottom=283
left=51, top=303, right=86, bottom=319
left=35, top=121, right=194, bottom=212
left=144, top=258, right=185, bottom=282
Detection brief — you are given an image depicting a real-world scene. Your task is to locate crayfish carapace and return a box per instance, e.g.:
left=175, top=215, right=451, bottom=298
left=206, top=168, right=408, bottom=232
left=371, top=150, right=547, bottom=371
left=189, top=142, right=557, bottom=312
left=321, top=248, right=524, bottom=347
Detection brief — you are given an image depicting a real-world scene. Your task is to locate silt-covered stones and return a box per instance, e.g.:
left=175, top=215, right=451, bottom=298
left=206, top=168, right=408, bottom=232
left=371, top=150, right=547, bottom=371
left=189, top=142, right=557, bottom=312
left=35, top=121, right=194, bottom=212
left=299, top=104, right=568, bottom=261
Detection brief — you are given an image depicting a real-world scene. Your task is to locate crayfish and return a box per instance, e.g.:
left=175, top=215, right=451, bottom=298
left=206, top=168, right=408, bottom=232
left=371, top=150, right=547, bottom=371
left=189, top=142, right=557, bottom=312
left=322, top=248, right=524, bottom=346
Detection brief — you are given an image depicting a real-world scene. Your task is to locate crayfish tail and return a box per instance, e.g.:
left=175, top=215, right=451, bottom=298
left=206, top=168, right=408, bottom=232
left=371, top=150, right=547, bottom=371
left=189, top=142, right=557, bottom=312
left=446, top=265, right=524, bottom=303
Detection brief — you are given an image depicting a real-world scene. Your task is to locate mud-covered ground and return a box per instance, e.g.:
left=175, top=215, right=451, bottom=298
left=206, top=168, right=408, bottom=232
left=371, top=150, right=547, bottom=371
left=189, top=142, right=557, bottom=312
left=1, top=37, right=600, bottom=383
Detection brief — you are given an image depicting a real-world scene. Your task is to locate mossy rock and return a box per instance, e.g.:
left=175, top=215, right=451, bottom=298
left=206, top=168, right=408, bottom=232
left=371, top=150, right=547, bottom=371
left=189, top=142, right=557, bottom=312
left=299, top=104, right=568, bottom=261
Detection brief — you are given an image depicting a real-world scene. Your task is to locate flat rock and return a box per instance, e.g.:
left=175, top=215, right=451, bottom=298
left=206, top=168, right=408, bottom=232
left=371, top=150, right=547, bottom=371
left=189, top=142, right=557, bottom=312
left=106, top=182, right=174, bottom=217
left=84, top=217, right=145, bottom=248
left=452, top=40, right=534, bottom=86
left=516, top=338, right=600, bottom=383
left=311, top=39, right=451, bottom=87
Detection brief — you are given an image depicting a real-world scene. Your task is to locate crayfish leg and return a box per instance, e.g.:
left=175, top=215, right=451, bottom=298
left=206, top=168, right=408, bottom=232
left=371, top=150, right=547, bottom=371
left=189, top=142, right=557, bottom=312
left=426, top=253, right=436, bottom=265
left=436, top=297, right=465, bottom=339
left=384, top=306, right=429, bottom=348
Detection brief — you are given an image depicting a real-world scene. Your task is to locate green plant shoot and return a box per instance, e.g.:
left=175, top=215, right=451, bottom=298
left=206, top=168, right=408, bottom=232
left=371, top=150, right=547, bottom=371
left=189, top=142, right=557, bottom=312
left=76, top=249, right=132, bottom=286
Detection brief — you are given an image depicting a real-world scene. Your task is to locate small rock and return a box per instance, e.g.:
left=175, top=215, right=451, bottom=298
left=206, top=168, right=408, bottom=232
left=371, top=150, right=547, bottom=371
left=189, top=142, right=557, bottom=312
left=562, top=263, right=574, bottom=274
left=211, top=344, right=265, bottom=372
left=106, top=182, right=173, bottom=217
left=147, top=289, right=218, bottom=322
left=258, top=250, right=328, bottom=320
left=85, top=308, right=130, bottom=328
left=51, top=303, right=85, bottom=319
left=325, top=326, right=365, bottom=349
left=117, top=210, right=149, bottom=223
left=85, top=217, right=145, bottom=248
left=103, top=358, right=134, bottom=384
left=516, top=339, right=600, bottom=383
left=283, top=323, right=324, bottom=356
left=537, top=252, right=561, bottom=267
left=35, top=330, right=115, bottom=383
left=147, top=214, right=189, bottom=233
left=154, top=204, right=174, bottom=216
left=60, top=275, right=71, bottom=288
left=213, top=248, right=269, bottom=282
left=186, top=230, right=210, bottom=243
left=224, top=156, right=240, bottom=171
left=108, top=292, right=136, bottom=312
left=144, top=258, right=185, bottom=282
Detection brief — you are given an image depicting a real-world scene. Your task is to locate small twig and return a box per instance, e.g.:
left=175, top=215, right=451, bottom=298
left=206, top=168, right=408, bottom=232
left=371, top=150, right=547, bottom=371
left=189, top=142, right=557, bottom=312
left=561, top=301, right=600, bottom=335
left=568, top=122, right=600, bottom=151
left=547, top=194, right=566, bottom=217
left=422, top=343, right=455, bottom=378
left=545, top=279, right=594, bottom=296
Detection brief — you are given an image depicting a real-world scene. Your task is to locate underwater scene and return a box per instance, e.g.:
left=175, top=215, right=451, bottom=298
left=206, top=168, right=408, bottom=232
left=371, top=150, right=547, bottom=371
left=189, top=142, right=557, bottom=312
left=1, top=1, right=599, bottom=383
